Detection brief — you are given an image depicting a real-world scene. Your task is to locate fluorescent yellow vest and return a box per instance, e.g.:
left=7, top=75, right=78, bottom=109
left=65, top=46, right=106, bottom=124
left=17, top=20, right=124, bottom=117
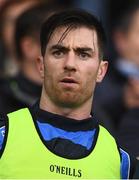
left=0, top=108, right=121, bottom=179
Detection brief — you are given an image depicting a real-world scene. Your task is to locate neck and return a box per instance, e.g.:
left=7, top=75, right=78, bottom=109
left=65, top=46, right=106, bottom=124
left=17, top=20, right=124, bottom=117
left=39, top=88, right=92, bottom=120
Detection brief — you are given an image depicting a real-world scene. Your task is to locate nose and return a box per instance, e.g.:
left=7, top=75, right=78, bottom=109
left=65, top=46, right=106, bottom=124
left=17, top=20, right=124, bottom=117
left=64, top=51, right=77, bottom=71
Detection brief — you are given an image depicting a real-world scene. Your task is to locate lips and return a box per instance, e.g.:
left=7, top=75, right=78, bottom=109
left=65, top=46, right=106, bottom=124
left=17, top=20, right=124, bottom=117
left=61, top=78, right=78, bottom=84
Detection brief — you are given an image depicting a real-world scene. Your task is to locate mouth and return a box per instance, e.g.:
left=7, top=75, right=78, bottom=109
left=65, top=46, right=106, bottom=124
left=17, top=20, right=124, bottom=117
left=59, top=78, right=79, bottom=89
left=60, top=78, right=78, bottom=84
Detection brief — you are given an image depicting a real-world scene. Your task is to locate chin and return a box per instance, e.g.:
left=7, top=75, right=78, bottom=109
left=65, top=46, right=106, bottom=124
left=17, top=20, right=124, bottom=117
left=57, top=97, right=82, bottom=108
left=59, top=101, right=79, bottom=108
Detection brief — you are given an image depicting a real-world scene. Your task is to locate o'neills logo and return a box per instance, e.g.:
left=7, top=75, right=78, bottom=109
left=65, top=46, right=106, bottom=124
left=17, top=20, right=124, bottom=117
left=50, top=164, right=82, bottom=177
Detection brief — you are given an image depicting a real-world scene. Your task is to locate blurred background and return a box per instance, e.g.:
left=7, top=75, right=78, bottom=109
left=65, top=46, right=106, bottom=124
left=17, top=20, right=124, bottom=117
left=0, top=0, right=139, bottom=159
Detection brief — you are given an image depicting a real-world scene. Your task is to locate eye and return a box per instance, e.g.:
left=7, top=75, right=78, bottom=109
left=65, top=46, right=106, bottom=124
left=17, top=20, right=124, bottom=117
left=78, top=52, right=91, bottom=60
left=52, top=50, right=65, bottom=59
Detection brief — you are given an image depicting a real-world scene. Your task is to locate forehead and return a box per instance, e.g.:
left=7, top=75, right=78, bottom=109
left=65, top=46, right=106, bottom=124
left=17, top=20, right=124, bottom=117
left=47, top=26, right=98, bottom=48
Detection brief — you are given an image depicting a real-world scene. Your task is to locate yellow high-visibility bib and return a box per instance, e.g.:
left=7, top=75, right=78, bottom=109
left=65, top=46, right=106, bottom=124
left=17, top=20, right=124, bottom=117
left=0, top=108, right=121, bottom=179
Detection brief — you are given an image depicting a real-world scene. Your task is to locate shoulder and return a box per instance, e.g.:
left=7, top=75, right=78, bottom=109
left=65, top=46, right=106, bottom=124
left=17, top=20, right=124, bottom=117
left=133, top=160, right=139, bottom=179
left=99, top=125, right=116, bottom=143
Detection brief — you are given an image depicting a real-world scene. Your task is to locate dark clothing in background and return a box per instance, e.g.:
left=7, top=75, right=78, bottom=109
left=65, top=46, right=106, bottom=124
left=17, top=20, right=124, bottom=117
left=117, top=108, right=139, bottom=159
left=92, top=102, right=115, bottom=137
left=133, top=160, right=139, bottom=179
left=94, top=62, right=128, bottom=132
left=0, top=73, right=41, bottom=114
left=94, top=62, right=139, bottom=159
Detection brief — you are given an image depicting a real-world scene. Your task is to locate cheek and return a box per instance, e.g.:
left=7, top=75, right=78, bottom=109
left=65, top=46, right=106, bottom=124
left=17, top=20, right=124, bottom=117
left=82, top=70, right=98, bottom=92
left=44, top=59, right=62, bottom=80
left=86, top=65, right=99, bottom=81
left=43, top=64, right=58, bottom=86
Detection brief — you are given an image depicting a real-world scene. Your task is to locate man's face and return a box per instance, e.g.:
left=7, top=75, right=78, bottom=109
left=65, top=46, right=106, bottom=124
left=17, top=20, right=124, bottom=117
left=39, top=26, right=107, bottom=108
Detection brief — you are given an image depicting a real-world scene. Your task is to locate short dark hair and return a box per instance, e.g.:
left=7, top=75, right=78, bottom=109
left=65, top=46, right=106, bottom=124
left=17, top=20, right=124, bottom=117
left=40, top=9, right=106, bottom=59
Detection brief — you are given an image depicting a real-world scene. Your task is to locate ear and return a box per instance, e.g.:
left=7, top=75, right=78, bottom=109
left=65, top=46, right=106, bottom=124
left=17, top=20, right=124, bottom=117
left=96, top=60, right=108, bottom=82
left=37, top=56, right=44, bottom=79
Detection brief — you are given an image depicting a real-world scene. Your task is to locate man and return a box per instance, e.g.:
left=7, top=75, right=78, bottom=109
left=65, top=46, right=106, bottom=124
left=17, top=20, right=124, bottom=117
left=0, top=9, right=131, bottom=179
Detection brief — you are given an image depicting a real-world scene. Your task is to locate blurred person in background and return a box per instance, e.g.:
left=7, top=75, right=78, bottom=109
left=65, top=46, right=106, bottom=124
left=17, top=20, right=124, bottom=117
left=95, top=0, right=139, bottom=159
left=0, top=0, right=43, bottom=77
left=0, top=0, right=7, bottom=77
left=0, top=0, right=6, bottom=9
left=0, top=0, right=44, bottom=115
left=0, top=2, right=56, bottom=114
left=115, top=1, right=139, bottom=160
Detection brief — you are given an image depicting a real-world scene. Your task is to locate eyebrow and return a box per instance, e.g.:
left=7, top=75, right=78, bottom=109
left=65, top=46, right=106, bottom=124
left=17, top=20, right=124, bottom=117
left=74, top=47, right=94, bottom=53
left=49, top=44, right=94, bottom=53
left=49, top=44, right=70, bottom=52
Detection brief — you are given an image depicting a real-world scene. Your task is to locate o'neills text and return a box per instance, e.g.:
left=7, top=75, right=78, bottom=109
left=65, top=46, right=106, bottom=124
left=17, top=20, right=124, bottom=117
left=50, top=164, right=82, bottom=177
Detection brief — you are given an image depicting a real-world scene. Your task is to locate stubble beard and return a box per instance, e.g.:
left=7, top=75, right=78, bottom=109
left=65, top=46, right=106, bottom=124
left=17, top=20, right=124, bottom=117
left=44, top=78, right=94, bottom=109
